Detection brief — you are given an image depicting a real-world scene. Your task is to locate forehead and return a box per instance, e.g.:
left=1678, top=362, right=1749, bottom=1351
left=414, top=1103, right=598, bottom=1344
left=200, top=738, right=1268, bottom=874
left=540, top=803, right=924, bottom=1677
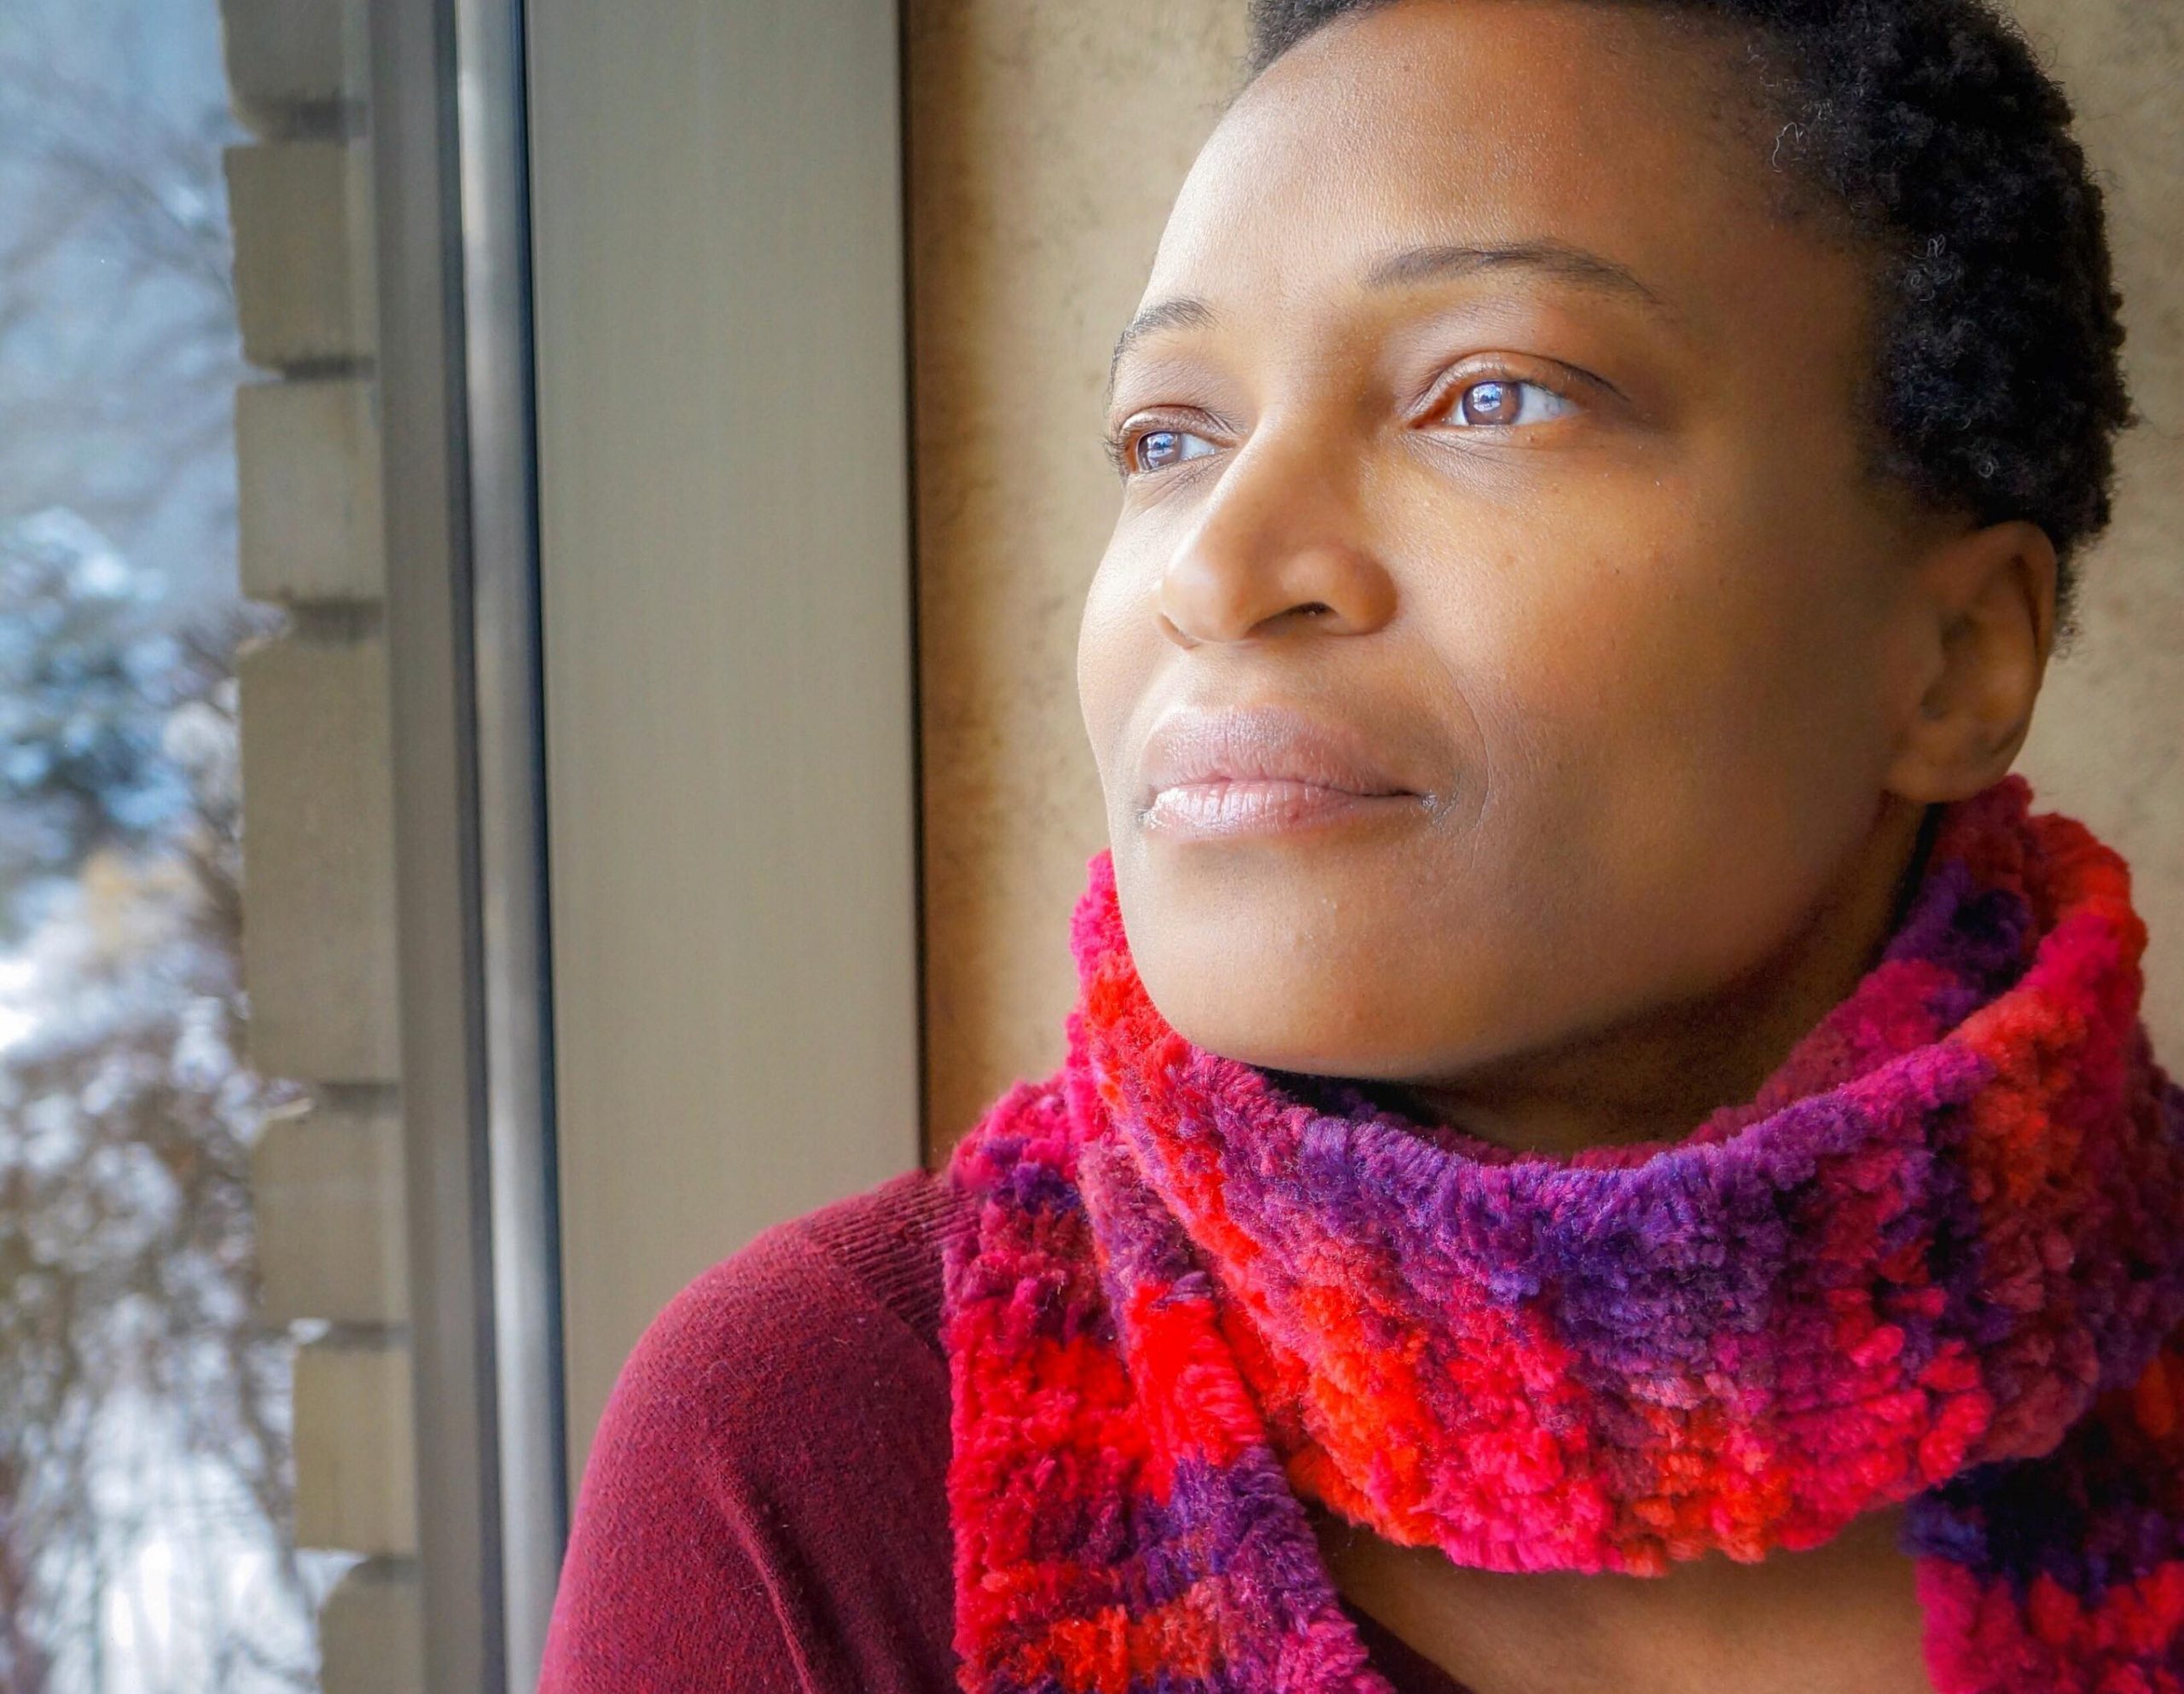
left=1140, top=1, right=1787, bottom=321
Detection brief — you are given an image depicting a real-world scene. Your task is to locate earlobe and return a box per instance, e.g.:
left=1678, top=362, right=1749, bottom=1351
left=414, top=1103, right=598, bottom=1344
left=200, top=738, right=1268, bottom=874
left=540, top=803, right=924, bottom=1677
left=1883, top=519, right=2059, bottom=804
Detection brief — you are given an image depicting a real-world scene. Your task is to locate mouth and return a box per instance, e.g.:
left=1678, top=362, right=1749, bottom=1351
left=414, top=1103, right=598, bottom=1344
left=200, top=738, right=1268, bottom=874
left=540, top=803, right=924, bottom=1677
left=1143, top=778, right=1426, bottom=838
left=1136, top=703, right=1430, bottom=843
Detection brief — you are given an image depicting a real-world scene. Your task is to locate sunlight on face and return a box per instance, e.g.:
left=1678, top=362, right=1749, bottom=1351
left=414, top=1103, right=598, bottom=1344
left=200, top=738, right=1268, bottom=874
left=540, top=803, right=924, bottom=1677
left=1075, top=1, right=1935, bottom=1094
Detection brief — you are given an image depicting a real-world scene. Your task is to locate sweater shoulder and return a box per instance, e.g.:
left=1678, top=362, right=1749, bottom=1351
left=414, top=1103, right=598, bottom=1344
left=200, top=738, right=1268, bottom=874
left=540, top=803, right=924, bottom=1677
left=541, top=1168, right=967, bottom=1694
left=758, top=1164, right=968, bottom=1355
left=596, top=1164, right=966, bottom=1465
left=625, top=1164, right=967, bottom=1401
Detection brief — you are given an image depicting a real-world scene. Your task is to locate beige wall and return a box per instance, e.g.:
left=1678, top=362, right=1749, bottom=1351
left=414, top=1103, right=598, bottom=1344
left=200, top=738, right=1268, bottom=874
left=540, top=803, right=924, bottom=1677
left=2009, top=0, right=2184, bottom=1059
left=906, top=3, right=1249, bottom=1150
left=907, top=0, right=2184, bottom=1159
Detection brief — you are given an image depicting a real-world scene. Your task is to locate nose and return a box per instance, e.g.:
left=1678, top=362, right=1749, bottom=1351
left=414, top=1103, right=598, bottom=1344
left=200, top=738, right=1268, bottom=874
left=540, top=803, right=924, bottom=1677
left=1157, top=417, right=1398, bottom=647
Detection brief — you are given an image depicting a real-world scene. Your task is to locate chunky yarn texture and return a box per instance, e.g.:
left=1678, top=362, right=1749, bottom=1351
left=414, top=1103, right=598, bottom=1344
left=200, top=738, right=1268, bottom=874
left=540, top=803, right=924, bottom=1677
left=941, top=777, right=2184, bottom=1692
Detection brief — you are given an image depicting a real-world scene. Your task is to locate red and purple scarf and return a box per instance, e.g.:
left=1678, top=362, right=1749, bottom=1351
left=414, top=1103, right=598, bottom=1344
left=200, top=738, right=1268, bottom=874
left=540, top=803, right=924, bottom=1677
left=940, top=777, right=2184, bottom=1693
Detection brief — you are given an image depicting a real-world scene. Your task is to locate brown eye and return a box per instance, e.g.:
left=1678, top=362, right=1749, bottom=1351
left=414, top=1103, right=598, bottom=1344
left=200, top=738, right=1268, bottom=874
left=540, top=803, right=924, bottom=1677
left=1445, top=379, right=1573, bottom=429
left=1461, top=380, right=1520, bottom=426
left=1131, top=427, right=1217, bottom=474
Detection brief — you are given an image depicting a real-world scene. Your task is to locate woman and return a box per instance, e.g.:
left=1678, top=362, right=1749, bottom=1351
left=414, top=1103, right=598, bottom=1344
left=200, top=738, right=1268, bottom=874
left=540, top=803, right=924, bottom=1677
left=539, top=2, right=2178, bottom=1691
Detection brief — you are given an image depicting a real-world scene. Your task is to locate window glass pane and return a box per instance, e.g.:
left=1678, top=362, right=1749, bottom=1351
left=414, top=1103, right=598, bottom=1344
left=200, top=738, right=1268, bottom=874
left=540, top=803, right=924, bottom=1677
left=0, top=0, right=415, bottom=1687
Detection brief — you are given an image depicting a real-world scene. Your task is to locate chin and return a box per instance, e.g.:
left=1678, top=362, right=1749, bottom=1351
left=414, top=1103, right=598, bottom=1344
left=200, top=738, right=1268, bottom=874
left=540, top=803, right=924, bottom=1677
left=1109, top=811, right=1600, bottom=1085
left=1128, top=918, right=1475, bottom=1082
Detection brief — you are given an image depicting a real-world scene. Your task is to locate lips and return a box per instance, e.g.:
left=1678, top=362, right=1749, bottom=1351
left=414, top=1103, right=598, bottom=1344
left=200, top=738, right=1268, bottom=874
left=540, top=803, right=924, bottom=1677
left=1137, top=703, right=1426, bottom=838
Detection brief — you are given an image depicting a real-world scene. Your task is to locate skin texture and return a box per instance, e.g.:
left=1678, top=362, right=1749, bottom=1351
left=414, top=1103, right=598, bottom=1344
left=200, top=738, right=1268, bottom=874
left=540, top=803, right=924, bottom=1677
left=1072, top=2, right=2057, bottom=1688
left=1309, top=1498, right=1932, bottom=1694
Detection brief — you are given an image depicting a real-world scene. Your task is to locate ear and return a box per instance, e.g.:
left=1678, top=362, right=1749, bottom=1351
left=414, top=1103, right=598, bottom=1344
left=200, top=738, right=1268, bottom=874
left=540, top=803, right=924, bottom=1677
left=1883, top=519, right=2059, bottom=804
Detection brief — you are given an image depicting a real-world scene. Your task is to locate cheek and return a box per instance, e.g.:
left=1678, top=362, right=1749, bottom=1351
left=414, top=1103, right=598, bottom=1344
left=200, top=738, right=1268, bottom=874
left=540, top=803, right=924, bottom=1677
left=1405, top=473, right=1898, bottom=988
left=1075, top=542, right=1156, bottom=799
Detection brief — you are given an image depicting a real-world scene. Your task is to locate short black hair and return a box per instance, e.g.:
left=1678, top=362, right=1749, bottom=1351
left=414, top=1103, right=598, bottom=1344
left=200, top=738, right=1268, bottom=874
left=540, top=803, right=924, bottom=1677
left=1244, top=0, right=2133, bottom=623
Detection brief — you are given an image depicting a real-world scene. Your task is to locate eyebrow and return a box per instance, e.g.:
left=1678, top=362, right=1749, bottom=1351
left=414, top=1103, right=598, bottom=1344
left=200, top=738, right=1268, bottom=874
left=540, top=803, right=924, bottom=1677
left=1106, top=240, right=1667, bottom=403
left=1360, top=239, right=1664, bottom=306
left=1107, top=296, right=1220, bottom=399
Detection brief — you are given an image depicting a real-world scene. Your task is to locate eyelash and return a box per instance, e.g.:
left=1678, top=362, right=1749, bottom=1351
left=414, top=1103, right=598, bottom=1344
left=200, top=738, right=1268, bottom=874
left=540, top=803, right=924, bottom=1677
left=1104, top=371, right=1578, bottom=480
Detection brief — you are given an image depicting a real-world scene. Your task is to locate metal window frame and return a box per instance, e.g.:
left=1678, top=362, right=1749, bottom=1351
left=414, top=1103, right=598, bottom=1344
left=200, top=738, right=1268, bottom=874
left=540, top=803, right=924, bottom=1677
left=370, top=0, right=921, bottom=1680
left=369, top=0, right=566, bottom=1687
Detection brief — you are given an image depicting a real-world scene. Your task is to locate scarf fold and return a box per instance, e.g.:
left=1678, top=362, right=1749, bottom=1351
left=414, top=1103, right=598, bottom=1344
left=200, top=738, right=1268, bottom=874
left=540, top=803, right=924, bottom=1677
left=940, top=776, right=2184, bottom=1693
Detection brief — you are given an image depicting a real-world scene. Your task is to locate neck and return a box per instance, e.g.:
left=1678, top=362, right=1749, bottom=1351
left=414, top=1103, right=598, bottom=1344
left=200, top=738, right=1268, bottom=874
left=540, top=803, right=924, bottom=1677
left=1362, top=798, right=1937, bottom=1157
left=1310, top=1500, right=1931, bottom=1694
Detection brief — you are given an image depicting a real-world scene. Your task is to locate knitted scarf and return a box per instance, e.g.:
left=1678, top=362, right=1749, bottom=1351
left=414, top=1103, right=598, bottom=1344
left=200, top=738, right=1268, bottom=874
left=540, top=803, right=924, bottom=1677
left=940, top=777, right=2184, bottom=1693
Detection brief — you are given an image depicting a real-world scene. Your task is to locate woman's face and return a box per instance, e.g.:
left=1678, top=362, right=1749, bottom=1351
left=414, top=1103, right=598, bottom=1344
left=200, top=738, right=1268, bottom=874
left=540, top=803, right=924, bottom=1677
left=1075, top=0, right=1966, bottom=1093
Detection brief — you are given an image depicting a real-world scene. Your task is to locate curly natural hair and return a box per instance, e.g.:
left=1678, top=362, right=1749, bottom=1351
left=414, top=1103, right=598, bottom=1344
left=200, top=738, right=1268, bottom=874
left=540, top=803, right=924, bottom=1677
left=1244, top=0, right=2133, bottom=621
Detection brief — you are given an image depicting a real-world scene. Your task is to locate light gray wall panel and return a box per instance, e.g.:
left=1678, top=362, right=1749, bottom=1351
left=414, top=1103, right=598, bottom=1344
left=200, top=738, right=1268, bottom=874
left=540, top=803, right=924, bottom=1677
left=527, top=0, right=919, bottom=1483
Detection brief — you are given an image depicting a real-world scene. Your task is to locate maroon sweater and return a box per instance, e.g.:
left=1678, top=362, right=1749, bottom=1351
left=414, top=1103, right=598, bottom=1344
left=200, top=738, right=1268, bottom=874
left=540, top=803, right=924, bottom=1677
left=537, top=1167, right=1473, bottom=1693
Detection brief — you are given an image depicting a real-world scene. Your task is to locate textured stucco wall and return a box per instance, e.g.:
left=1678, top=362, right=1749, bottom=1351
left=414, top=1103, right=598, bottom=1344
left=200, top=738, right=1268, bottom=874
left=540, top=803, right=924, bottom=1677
left=905, top=3, right=1248, bottom=1148
left=2007, top=0, right=2184, bottom=1069
left=906, top=0, right=2183, bottom=1159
